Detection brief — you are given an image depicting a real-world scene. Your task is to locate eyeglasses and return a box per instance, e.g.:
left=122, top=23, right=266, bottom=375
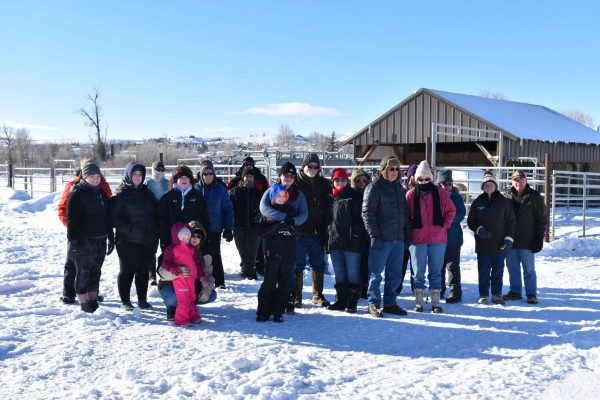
left=202, top=172, right=214, bottom=176
left=441, top=182, right=452, bottom=187
left=417, top=178, right=431, bottom=183
left=388, top=167, right=400, bottom=172
left=306, top=164, right=319, bottom=170
left=333, top=178, right=347, bottom=183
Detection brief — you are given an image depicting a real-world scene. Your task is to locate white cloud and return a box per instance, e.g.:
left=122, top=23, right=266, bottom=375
left=238, top=102, right=345, bottom=117
left=4, top=120, right=62, bottom=131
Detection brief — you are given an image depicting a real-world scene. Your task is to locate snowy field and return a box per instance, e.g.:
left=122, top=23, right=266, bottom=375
left=1, top=187, right=599, bottom=399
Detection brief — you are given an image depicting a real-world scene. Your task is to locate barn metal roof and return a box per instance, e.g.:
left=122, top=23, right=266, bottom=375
left=427, top=89, right=600, bottom=144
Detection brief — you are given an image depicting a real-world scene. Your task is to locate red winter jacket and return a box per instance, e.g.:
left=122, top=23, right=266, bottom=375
left=58, top=176, right=112, bottom=227
left=406, top=186, right=456, bottom=245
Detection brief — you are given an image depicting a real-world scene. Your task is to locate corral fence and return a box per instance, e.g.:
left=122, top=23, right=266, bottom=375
left=1, top=161, right=597, bottom=239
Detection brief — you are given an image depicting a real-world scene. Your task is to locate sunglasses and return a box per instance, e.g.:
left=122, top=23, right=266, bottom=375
left=202, top=172, right=214, bottom=176
left=155, top=168, right=165, bottom=172
left=388, top=167, right=400, bottom=172
left=282, top=173, right=296, bottom=178
left=333, top=178, right=347, bottom=183
left=191, top=233, right=204, bottom=239
left=417, top=178, right=431, bottom=183
left=441, top=182, right=452, bottom=187
left=355, top=177, right=369, bottom=183
left=306, top=165, right=319, bottom=170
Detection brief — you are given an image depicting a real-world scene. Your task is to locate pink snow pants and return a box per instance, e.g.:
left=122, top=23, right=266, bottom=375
left=173, top=275, right=200, bottom=326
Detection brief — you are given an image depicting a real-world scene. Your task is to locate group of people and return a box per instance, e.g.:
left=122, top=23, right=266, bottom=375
left=58, top=153, right=547, bottom=325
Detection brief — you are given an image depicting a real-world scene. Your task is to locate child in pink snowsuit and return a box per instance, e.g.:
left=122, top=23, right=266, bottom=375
left=162, top=222, right=208, bottom=326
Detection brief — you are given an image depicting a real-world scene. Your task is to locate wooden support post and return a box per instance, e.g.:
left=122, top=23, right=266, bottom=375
left=425, top=136, right=431, bottom=165
left=544, top=153, right=551, bottom=243
left=159, top=152, right=163, bottom=162
left=7, top=164, right=13, bottom=188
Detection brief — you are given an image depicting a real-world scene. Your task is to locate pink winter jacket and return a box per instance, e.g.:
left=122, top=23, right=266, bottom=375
left=162, top=222, right=207, bottom=282
left=406, top=186, right=456, bottom=245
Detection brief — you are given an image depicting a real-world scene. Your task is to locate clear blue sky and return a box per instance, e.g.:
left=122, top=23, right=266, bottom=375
left=1, top=0, right=599, bottom=142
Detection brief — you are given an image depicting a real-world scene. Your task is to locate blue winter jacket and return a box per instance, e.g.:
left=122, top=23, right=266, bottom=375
left=195, top=181, right=234, bottom=233
left=446, top=187, right=466, bottom=246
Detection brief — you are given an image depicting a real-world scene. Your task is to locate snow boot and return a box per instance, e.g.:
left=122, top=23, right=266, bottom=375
left=121, top=301, right=135, bottom=311
left=286, top=293, right=296, bottom=315
left=81, top=300, right=98, bottom=313
left=293, top=273, right=303, bottom=308
left=273, top=314, right=284, bottom=323
left=346, top=285, right=361, bottom=313
left=368, top=305, right=384, bottom=318
left=414, top=288, right=425, bottom=312
left=327, top=284, right=348, bottom=311
left=492, top=294, right=506, bottom=305
left=138, top=300, right=153, bottom=310
left=311, top=272, right=330, bottom=307
left=431, top=289, right=443, bottom=313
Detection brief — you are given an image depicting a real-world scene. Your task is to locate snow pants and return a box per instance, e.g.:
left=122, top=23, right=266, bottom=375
left=173, top=275, right=200, bottom=326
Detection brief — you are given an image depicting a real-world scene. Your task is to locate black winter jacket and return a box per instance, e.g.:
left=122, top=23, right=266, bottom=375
left=467, top=190, right=516, bottom=254
left=110, top=183, right=159, bottom=245
left=297, top=172, right=332, bottom=236
left=328, top=186, right=364, bottom=252
left=229, top=183, right=262, bottom=229
left=157, top=187, right=210, bottom=247
left=505, top=185, right=547, bottom=250
left=361, top=177, right=411, bottom=243
left=66, top=183, right=112, bottom=242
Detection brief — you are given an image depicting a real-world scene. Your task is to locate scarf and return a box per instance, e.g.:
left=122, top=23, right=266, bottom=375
left=79, top=179, right=100, bottom=193
left=332, top=186, right=344, bottom=198
left=174, top=183, right=192, bottom=210
left=412, top=182, right=443, bottom=229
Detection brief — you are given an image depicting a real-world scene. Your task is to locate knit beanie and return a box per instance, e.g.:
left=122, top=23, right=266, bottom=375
left=436, top=169, right=453, bottom=185
left=481, top=170, right=498, bottom=190
left=301, top=153, right=321, bottom=169
left=242, top=156, right=255, bottom=165
left=278, top=162, right=297, bottom=177
left=81, top=162, right=101, bottom=179
left=379, top=156, right=400, bottom=172
left=331, top=168, right=349, bottom=181
left=152, top=161, right=165, bottom=170
left=415, top=160, right=433, bottom=180
left=178, top=226, right=191, bottom=241
left=270, top=183, right=289, bottom=204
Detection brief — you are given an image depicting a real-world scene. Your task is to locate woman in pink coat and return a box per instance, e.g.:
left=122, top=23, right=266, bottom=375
left=162, top=222, right=209, bottom=326
left=406, top=161, right=456, bottom=314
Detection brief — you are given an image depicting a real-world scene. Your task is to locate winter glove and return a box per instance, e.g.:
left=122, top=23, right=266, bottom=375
left=351, top=236, right=362, bottom=252
left=476, top=226, right=493, bottom=239
left=222, top=229, right=234, bottom=242
left=500, top=238, right=514, bottom=253
left=531, top=238, right=544, bottom=254
left=178, top=265, right=191, bottom=278
left=283, top=215, right=295, bottom=226
left=106, top=238, right=115, bottom=256
left=68, top=241, right=78, bottom=260
left=370, top=238, right=383, bottom=251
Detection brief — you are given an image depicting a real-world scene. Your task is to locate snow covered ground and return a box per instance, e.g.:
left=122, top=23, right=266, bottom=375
left=1, top=187, right=599, bottom=399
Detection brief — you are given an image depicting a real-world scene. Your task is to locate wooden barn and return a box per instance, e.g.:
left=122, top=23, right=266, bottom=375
left=343, top=88, right=600, bottom=171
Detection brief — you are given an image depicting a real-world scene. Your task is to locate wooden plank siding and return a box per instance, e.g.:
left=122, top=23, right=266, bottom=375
left=346, top=88, right=600, bottom=165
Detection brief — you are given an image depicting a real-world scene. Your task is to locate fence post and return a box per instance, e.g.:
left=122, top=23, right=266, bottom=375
left=544, top=153, right=551, bottom=242
left=51, top=167, right=56, bottom=193
left=8, top=163, right=13, bottom=188
left=582, top=173, right=587, bottom=237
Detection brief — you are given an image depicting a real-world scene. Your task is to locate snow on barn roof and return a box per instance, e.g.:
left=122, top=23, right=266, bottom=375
left=427, top=89, right=600, bottom=144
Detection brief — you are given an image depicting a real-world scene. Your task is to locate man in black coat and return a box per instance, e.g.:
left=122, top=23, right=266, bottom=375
left=294, top=153, right=333, bottom=308
left=503, top=170, right=547, bottom=304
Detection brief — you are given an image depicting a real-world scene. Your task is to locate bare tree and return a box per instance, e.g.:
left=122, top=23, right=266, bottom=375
left=309, top=131, right=328, bottom=152
left=78, top=87, right=109, bottom=162
left=1, top=122, right=15, bottom=164
left=14, top=128, right=33, bottom=165
left=480, top=90, right=507, bottom=100
left=276, top=123, right=296, bottom=151
left=562, top=109, right=595, bottom=129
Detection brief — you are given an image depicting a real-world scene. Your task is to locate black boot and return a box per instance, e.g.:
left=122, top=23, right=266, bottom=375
left=285, top=293, right=296, bottom=315
left=346, top=285, right=361, bottom=313
left=327, top=284, right=348, bottom=311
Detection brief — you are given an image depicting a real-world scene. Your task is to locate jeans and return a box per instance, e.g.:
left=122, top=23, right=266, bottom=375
left=159, top=281, right=217, bottom=308
left=294, top=234, right=326, bottom=274
left=477, top=253, right=505, bottom=297
left=367, top=240, right=404, bottom=307
left=329, top=249, right=361, bottom=286
left=410, top=243, right=447, bottom=290
left=506, top=249, right=537, bottom=295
